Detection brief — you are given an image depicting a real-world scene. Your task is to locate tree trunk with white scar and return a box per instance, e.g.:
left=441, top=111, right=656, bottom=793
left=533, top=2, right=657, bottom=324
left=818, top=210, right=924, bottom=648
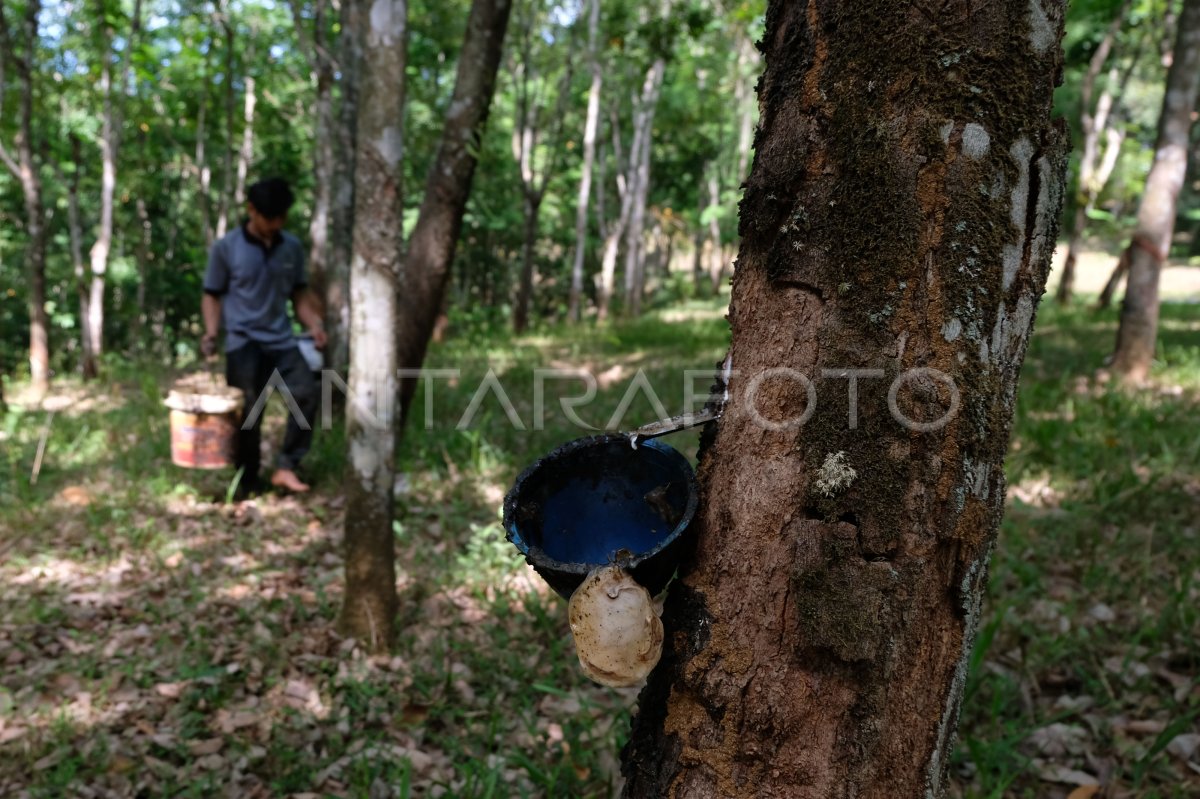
left=620, top=1, right=1068, bottom=796
left=340, top=0, right=407, bottom=652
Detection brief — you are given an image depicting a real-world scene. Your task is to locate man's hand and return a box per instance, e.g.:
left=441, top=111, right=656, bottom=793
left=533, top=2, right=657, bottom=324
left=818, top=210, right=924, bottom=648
left=200, top=334, right=218, bottom=359
left=309, top=326, right=328, bottom=350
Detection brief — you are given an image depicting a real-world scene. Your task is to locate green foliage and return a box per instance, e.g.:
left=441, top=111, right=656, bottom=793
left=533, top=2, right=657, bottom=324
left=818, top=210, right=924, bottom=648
left=0, top=0, right=767, bottom=369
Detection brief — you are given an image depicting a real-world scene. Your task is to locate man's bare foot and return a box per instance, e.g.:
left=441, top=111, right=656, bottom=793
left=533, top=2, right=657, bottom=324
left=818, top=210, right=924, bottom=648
left=271, top=469, right=311, bottom=493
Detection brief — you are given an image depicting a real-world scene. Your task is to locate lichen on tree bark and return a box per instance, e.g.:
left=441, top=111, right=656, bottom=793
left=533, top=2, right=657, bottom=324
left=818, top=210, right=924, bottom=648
left=621, top=1, right=1069, bottom=796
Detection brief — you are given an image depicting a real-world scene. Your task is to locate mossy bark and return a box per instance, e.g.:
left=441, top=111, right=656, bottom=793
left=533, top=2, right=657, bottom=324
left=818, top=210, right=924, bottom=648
left=621, top=2, right=1068, bottom=796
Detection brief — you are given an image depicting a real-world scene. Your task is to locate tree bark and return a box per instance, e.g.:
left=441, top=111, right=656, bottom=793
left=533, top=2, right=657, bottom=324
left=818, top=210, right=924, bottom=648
left=621, top=2, right=1068, bottom=796
left=325, top=0, right=361, bottom=376
left=1056, top=0, right=1131, bottom=305
left=567, top=0, right=601, bottom=322
left=340, top=0, right=407, bottom=652
left=0, top=0, right=49, bottom=395
left=397, top=0, right=512, bottom=419
left=1110, top=0, right=1200, bottom=382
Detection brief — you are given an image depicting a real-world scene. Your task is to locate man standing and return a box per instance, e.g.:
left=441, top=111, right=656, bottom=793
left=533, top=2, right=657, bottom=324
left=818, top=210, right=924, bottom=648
left=201, top=177, right=325, bottom=494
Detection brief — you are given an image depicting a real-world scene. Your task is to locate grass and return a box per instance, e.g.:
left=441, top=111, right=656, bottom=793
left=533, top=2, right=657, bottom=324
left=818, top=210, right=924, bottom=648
left=0, top=291, right=1197, bottom=797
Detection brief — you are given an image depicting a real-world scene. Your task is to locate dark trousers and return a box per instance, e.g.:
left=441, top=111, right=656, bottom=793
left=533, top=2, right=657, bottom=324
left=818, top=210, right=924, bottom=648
left=225, top=342, right=319, bottom=483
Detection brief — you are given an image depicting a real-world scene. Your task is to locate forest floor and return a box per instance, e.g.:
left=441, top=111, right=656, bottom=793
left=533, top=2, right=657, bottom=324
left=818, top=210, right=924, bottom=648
left=1, top=261, right=1199, bottom=798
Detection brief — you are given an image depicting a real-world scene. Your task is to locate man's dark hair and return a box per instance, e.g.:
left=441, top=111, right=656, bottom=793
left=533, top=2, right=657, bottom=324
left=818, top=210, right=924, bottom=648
left=246, top=177, right=295, bottom=219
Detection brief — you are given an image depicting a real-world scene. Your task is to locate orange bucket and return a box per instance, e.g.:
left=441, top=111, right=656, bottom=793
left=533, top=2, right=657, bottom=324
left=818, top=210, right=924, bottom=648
left=165, top=375, right=243, bottom=469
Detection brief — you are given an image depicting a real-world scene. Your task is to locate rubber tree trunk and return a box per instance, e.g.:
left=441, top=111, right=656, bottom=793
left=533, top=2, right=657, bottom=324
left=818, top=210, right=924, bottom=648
left=307, top=67, right=334, bottom=347
left=234, top=73, right=256, bottom=206
left=1097, top=247, right=1129, bottom=309
left=86, top=43, right=113, bottom=380
left=62, top=136, right=94, bottom=373
left=733, top=32, right=757, bottom=185
left=706, top=169, right=724, bottom=293
left=0, top=0, right=49, bottom=395
left=509, top=9, right=571, bottom=334
left=195, top=44, right=214, bottom=248
left=621, top=2, right=1068, bottom=796
left=289, top=0, right=347, bottom=372
left=326, top=0, right=361, bottom=376
left=397, top=0, right=512, bottom=418
left=214, top=2, right=235, bottom=241
left=135, top=197, right=151, bottom=337
left=85, top=0, right=142, bottom=378
left=1056, top=0, right=1131, bottom=305
left=597, top=112, right=633, bottom=321
left=1110, top=0, right=1200, bottom=383
left=622, top=58, right=664, bottom=318
left=340, top=0, right=407, bottom=653
left=567, top=0, right=601, bottom=323
left=513, top=190, right=542, bottom=333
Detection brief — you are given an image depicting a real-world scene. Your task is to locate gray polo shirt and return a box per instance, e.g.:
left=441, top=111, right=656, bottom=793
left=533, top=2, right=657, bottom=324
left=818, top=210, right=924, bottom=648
left=203, top=224, right=307, bottom=353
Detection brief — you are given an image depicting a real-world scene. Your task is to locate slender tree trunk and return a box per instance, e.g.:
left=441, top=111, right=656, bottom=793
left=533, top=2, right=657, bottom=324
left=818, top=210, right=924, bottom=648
left=196, top=43, right=215, bottom=247
left=398, top=0, right=512, bottom=417
left=621, top=2, right=1068, bottom=795
left=291, top=0, right=336, bottom=354
left=1110, top=0, right=1200, bottom=382
left=1097, top=245, right=1130, bottom=309
left=706, top=169, right=725, bottom=292
left=135, top=197, right=150, bottom=337
left=62, top=136, right=94, bottom=373
left=326, top=0, right=361, bottom=376
left=85, top=0, right=142, bottom=378
left=622, top=58, right=664, bottom=318
left=692, top=178, right=707, bottom=295
left=86, top=40, right=113, bottom=379
left=662, top=227, right=674, bottom=278
left=567, top=0, right=601, bottom=322
left=234, top=73, right=256, bottom=207
left=307, top=64, right=335, bottom=336
left=0, top=0, right=49, bottom=394
left=215, top=3, right=235, bottom=240
left=597, top=110, right=633, bottom=321
left=340, top=0, right=407, bottom=652
left=508, top=12, right=572, bottom=333
left=514, top=190, right=542, bottom=332
left=1056, top=0, right=1131, bottom=305
left=733, top=32, right=757, bottom=184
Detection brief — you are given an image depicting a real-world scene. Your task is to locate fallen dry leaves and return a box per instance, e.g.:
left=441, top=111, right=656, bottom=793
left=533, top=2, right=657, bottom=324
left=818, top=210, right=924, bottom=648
left=0, top=480, right=631, bottom=798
